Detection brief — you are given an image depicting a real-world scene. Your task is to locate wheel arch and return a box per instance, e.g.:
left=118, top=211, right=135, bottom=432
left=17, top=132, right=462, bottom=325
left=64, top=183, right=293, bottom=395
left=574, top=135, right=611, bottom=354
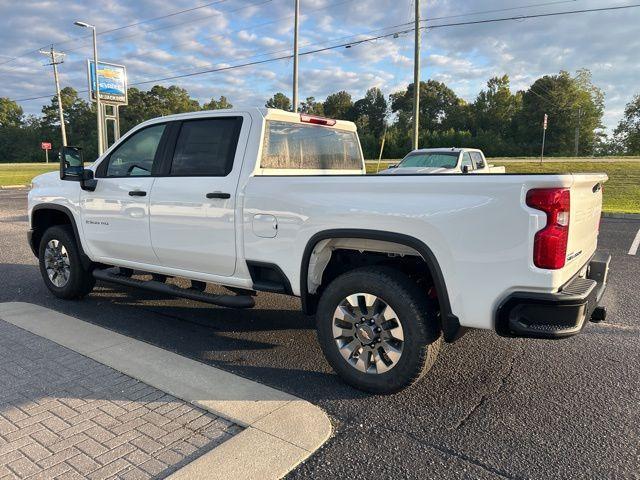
left=300, top=229, right=463, bottom=342
left=30, top=204, right=92, bottom=269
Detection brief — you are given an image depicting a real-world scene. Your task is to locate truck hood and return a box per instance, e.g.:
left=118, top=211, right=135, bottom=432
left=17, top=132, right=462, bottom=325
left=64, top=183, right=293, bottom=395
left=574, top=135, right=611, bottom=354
left=31, top=171, right=60, bottom=188
left=378, top=167, right=456, bottom=175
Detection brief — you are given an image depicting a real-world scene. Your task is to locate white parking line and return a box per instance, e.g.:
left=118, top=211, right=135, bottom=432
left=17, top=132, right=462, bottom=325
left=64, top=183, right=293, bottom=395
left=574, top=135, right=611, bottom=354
left=629, top=228, right=640, bottom=256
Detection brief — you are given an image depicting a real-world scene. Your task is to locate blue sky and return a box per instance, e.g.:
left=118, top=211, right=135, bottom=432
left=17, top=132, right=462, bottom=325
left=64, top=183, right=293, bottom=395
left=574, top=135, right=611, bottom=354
left=1, top=0, right=639, bottom=131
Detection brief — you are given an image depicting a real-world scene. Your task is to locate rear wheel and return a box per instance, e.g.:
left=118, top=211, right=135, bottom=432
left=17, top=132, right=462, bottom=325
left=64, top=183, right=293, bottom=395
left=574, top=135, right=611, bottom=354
left=316, top=266, right=442, bottom=394
left=38, top=225, right=95, bottom=299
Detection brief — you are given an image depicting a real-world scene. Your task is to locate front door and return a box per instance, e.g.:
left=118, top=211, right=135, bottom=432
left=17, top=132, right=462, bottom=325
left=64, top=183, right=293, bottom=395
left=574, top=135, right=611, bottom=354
left=80, top=123, right=167, bottom=264
left=149, top=115, right=248, bottom=276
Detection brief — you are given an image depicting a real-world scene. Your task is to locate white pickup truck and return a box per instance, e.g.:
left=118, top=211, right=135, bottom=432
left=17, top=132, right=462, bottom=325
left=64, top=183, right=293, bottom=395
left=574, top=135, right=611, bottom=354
left=28, top=108, right=610, bottom=394
left=379, top=147, right=505, bottom=175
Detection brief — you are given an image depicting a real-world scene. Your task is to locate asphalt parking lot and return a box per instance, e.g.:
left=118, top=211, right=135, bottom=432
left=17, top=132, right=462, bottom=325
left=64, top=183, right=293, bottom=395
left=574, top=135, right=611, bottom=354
left=1, top=189, right=639, bottom=479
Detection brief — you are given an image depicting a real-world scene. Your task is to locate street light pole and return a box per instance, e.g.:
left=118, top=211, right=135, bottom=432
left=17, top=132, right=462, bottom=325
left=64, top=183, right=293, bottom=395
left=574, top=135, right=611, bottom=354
left=74, top=21, right=104, bottom=155
left=292, top=0, right=300, bottom=112
left=412, top=0, right=421, bottom=150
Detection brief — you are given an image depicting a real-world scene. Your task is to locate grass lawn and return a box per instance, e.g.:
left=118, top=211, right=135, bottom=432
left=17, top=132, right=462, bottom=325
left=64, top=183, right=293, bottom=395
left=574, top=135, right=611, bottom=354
left=0, top=163, right=58, bottom=187
left=366, top=160, right=639, bottom=214
left=3, top=160, right=638, bottom=213
left=494, top=161, right=640, bottom=214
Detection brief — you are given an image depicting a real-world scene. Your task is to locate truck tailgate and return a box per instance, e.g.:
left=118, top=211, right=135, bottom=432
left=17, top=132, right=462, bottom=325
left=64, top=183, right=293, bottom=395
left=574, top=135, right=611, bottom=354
left=565, top=173, right=608, bottom=275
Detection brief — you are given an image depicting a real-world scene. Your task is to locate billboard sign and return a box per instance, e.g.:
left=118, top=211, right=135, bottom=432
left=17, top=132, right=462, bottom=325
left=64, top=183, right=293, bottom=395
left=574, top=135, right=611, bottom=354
left=87, top=61, right=128, bottom=105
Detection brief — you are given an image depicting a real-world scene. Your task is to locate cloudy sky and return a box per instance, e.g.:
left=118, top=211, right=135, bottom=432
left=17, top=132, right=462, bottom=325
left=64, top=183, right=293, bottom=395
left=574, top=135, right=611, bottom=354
left=1, top=0, right=638, bottom=131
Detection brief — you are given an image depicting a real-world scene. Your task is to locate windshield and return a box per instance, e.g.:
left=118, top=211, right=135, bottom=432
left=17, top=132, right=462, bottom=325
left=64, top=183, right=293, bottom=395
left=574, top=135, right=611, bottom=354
left=398, top=152, right=459, bottom=169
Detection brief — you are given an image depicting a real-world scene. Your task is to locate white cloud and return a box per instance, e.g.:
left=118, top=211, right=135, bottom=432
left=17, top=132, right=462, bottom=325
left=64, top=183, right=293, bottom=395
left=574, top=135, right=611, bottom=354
left=0, top=0, right=637, bottom=131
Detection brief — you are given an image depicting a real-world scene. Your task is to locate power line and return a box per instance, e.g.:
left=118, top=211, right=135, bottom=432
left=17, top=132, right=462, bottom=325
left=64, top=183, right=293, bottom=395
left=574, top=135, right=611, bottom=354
left=126, top=1, right=640, bottom=85
left=59, top=0, right=275, bottom=56
left=423, top=3, right=640, bottom=29
left=0, top=0, right=246, bottom=66
left=423, top=0, right=582, bottom=22
left=10, top=2, right=640, bottom=102
left=94, top=0, right=358, bottom=75
left=0, top=0, right=581, bottom=69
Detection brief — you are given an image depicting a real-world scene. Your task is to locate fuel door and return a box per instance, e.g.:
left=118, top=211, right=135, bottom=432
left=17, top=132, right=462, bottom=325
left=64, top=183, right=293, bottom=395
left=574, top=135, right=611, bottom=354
left=252, top=214, right=278, bottom=238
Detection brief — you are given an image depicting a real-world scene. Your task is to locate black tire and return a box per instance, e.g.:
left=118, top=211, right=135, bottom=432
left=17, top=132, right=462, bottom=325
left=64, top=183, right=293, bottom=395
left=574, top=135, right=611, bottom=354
left=316, top=266, right=442, bottom=394
left=38, top=225, right=95, bottom=300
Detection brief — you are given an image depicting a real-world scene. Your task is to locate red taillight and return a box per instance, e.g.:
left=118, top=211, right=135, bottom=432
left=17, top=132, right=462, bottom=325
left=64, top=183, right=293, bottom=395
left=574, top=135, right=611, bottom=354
left=300, top=114, right=337, bottom=126
left=526, top=188, right=570, bottom=270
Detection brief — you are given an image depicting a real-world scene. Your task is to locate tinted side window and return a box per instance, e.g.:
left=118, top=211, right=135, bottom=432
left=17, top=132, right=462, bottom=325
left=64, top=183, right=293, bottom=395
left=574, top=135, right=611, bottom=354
left=471, top=152, right=485, bottom=169
left=170, top=117, right=242, bottom=176
left=105, top=124, right=166, bottom=177
left=461, top=153, right=473, bottom=170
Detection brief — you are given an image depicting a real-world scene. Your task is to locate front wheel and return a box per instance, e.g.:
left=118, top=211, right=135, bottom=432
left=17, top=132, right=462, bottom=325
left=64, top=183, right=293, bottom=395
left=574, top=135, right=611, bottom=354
left=316, top=266, right=442, bottom=394
left=38, top=225, right=95, bottom=299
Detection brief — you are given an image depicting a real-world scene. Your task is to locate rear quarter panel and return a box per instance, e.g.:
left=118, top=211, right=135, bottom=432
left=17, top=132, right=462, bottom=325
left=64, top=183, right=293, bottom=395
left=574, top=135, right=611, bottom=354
left=242, top=174, right=577, bottom=330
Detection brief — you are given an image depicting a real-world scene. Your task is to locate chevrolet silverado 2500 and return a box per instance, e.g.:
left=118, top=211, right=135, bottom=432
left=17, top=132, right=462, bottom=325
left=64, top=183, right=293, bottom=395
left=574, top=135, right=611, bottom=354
left=28, top=108, right=610, bottom=393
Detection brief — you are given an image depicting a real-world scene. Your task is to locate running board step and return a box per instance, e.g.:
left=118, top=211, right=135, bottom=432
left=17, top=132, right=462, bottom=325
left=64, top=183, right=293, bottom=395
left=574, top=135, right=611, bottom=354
left=93, top=269, right=255, bottom=309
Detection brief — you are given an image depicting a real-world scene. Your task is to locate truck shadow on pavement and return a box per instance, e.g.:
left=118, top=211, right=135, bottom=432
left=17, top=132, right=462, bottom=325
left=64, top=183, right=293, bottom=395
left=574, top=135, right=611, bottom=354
left=0, top=263, right=518, bottom=405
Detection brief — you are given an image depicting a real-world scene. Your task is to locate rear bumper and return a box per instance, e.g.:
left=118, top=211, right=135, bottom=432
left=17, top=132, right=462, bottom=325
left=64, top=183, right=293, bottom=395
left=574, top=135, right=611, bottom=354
left=496, top=251, right=610, bottom=339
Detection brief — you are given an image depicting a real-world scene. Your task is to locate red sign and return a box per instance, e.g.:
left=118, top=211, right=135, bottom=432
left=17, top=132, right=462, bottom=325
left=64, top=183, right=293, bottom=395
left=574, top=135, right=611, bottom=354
left=41, top=142, right=52, bottom=150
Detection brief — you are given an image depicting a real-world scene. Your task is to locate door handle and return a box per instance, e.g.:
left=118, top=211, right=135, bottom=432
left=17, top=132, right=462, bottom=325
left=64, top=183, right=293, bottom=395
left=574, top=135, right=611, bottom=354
left=128, top=190, right=147, bottom=197
left=206, top=192, right=231, bottom=199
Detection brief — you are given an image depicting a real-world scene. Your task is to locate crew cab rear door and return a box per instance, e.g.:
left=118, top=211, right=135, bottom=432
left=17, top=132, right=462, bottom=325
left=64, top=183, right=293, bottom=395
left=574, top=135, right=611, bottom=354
left=148, top=113, right=250, bottom=276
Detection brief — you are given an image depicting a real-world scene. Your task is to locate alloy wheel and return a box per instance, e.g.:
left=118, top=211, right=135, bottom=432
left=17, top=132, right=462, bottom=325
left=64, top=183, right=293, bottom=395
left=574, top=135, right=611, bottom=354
left=44, top=239, right=71, bottom=288
left=332, top=293, right=404, bottom=374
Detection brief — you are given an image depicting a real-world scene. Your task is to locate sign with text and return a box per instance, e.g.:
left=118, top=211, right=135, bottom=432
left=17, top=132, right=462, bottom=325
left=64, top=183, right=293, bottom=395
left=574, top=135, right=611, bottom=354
left=543, top=114, right=548, bottom=130
left=41, top=142, right=52, bottom=150
left=87, top=61, right=128, bottom=105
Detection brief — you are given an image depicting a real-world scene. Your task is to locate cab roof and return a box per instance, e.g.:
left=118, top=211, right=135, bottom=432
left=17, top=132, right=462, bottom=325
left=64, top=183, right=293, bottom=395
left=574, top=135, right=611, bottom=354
left=409, top=147, right=483, bottom=154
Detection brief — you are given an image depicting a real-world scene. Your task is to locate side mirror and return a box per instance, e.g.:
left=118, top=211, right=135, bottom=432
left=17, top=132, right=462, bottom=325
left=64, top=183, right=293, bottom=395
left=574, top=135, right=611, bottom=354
left=59, top=146, right=84, bottom=181
left=59, top=146, right=97, bottom=191
left=462, top=165, right=470, bottom=174
left=389, top=164, right=398, bottom=169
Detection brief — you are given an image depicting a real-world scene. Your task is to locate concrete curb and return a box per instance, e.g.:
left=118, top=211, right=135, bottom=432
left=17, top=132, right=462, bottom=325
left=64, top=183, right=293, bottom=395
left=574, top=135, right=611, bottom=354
left=602, top=212, right=640, bottom=220
left=0, top=184, right=30, bottom=189
left=0, top=302, right=332, bottom=480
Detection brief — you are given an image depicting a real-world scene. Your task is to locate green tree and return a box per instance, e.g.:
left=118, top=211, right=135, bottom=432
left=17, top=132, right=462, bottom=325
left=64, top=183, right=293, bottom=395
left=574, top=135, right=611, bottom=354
left=120, top=85, right=200, bottom=134
left=514, top=70, right=604, bottom=156
left=614, top=94, right=640, bottom=154
left=352, top=87, right=388, bottom=138
left=391, top=80, right=468, bottom=136
left=265, top=92, right=292, bottom=111
left=300, top=96, right=324, bottom=115
left=472, top=75, right=521, bottom=137
left=0, top=98, right=23, bottom=127
left=322, top=91, right=353, bottom=120
left=40, top=87, right=98, bottom=159
left=202, top=96, right=232, bottom=110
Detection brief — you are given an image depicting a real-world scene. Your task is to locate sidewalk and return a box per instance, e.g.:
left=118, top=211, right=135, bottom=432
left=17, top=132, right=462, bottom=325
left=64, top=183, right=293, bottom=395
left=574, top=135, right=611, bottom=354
left=0, top=320, right=240, bottom=479
left=0, top=303, right=331, bottom=480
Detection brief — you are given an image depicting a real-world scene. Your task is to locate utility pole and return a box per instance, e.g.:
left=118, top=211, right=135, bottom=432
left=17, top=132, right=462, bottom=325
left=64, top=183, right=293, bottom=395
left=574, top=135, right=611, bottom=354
left=574, top=107, right=582, bottom=157
left=39, top=46, right=67, bottom=146
left=292, top=0, right=300, bottom=112
left=540, top=113, right=548, bottom=164
left=412, top=0, right=421, bottom=150
left=376, top=125, right=387, bottom=173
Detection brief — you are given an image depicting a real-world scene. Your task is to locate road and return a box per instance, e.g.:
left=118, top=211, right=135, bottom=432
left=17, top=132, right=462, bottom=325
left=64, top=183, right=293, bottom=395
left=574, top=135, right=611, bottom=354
left=1, top=189, right=639, bottom=479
